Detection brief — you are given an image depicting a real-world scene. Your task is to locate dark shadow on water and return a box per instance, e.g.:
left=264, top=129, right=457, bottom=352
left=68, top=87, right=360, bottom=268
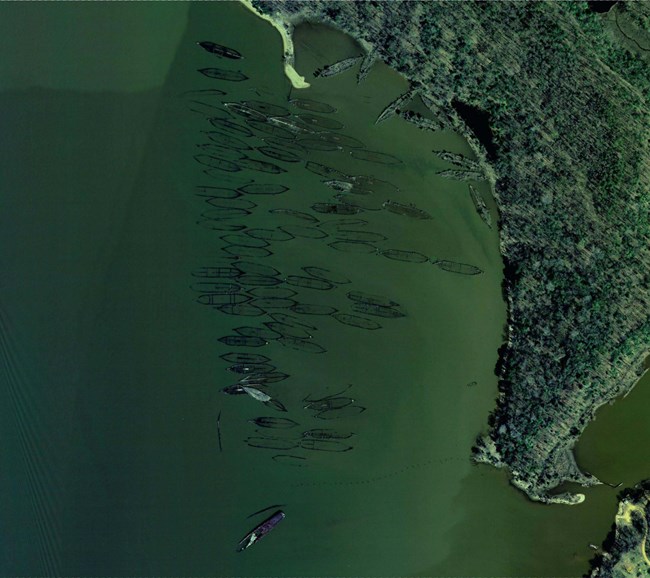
left=586, top=1, right=619, bottom=14
left=451, top=99, right=498, bottom=161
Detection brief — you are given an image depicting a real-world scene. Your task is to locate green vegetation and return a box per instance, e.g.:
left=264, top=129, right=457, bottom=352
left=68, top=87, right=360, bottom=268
left=254, top=0, right=650, bottom=503
left=590, top=481, right=650, bottom=577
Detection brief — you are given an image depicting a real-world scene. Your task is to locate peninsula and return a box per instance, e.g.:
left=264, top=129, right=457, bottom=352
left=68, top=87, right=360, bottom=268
left=251, top=0, right=650, bottom=504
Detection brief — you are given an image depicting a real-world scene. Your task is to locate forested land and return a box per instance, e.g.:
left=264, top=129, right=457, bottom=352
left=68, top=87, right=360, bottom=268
left=253, top=0, right=650, bottom=503
left=589, top=481, right=650, bottom=577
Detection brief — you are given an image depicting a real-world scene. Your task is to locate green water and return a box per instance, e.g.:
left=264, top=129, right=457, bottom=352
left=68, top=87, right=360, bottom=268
left=575, top=370, right=650, bottom=491
left=1, top=2, right=646, bottom=576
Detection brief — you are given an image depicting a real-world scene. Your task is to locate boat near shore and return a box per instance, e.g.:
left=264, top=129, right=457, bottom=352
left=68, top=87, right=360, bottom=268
left=398, top=110, right=445, bottom=133
left=432, top=149, right=481, bottom=171
left=435, top=259, right=484, bottom=276
left=357, top=50, right=377, bottom=84
left=314, top=55, right=362, bottom=78
left=236, top=510, right=286, bottom=552
left=469, top=184, right=492, bottom=228
left=436, top=168, right=484, bottom=181
left=375, top=89, right=415, bottom=124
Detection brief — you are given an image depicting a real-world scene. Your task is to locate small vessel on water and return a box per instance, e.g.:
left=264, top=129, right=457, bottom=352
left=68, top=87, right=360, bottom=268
left=300, top=438, right=353, bottom=452
left=198, top=67, right=248, bottom=82
left=238, top=183, right=289, bottom=195
left=257, top=146, right=301, bottom=163
left=312, top=203, right=362, bottom=216
left=245, top=436, right=296, bottom=450
left=272, top=454, right=307, bottom=467
left=305, top=161, right=350, bottom=180
left=432, top=149, right=481, bottom=171
left=289, top=97, right=336, bottom=114
left=352, top=302, right=405, bottom=318
left=277, top=336, right=326, bottom=354
left=435, top=260, right=484, bottom=276
left=398, top=109, right=445, bottom=132
left=304, top=397, right=354, bottom=411
left=250, top=416, right=299, bottom=429
left=346, top=290, right=399, bottom=308
left=280, top=224, right=327, bottom=239
left=291, top=303, right=338, bottom=316
left=378, top=248, right=429, bottom=263
left=328, top=240, right=376, bottom=253
left=351, top=149, right=402, bottom=165
left=242, top=385, right=271, bottom=402
left=236, top=510, right=286, bottom=552
left=302, top=428, right=355, bottom=440
left=218, top=335, right=268, bottom=347
left=314, top=55, right=362, bottom=78
left=302, top=265, right=351, bottom=285
left=332, top=313, right=382, bottom=330
left=375, top=88, right=415, bottom=124
left=469, top=184, right=492, bottom=228
left=197, top=41, right=243, bottom=60
left=315, top=405, right=367, bottom=420
left=357, top=50, right=377, bottom=84
left=323, top=179, right=353, bottom=193
left=436, top=168, right=484, bottom=181
left=237, top=156, right=286, bottom=174
left=285, top=275, right=334, bottom=291
left=382, top=200, right=432, bottom=220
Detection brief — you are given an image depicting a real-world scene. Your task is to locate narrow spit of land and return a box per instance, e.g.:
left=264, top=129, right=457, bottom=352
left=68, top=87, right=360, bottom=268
left=251, top=0, right=650, bottom=505
left=239, top=0, right=310, bottom=89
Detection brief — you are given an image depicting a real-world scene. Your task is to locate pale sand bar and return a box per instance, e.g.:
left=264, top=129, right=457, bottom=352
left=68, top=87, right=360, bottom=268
left=239, top=0, right=310, bottom=89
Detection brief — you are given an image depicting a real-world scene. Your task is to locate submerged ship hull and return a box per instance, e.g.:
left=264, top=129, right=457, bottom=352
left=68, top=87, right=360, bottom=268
left=236, top=510, right=286, bottom=552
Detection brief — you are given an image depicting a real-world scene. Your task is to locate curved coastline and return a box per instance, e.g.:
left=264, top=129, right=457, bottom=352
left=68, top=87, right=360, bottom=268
left=248, top=1, right=650, bottom=508
left=238, top=0, right=310, bottom=90
left=588, top=480, right=650, bottom=576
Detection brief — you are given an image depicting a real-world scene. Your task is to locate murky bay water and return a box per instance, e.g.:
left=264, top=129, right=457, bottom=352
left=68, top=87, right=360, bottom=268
left=3, top=2, right=645, bottom=577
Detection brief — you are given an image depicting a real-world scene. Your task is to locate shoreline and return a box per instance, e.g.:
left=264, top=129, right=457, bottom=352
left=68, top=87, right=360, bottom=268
left=248, top=0, right=650, bottom=508
left=238, top=0, right=310, bottom=90
left=473, top=255, right=650, bottom=505
left=589, top=480, right=650, bottom=576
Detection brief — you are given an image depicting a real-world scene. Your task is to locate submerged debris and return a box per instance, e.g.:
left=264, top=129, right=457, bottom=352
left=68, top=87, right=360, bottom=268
left=218, top=335, right=268, bottom=347
left=332, top=313, right=382, bottom=330
left=272, top=454, right=307, bottom=466
left=302, top=429, right=355, bottom=440
left=436, top=168, right=484, bottom=181
left=375, top=89, right=415, bottom=124
left=198, top=67, right=248, bottom=82
left=433, top=149, right=481, bottom=171
left=351, top=149, right=402, bottom=165
left=435, top=260, right=484, bottom=276
left=357, top=50, right=378, bottom=84
left=289, top=97, right=336, bottom=114
left=378, top=248, right=429, bottom=263
left=346, top=291, right=399, bottom=308
left=382, top=200, right=432, bottom=220
left=197, top=41, right=243, bottom=59
left=313, top=203, right=362, bottom=216
left=314, top=55, right=363, bottom=78
left=469, top=184, right=493, bottom=228
left=250, top=417, right=299, bottom=429
left=300, top=439, right=353, bottom=452
left=398, top=110, right=445, bottom=132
